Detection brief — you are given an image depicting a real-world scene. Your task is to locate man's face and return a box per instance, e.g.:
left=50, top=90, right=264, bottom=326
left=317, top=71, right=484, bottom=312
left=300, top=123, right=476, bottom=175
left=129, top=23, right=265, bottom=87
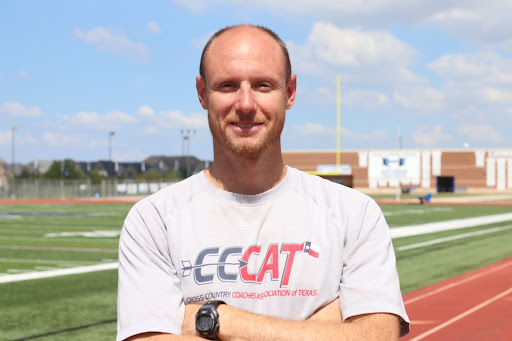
left=196, top=27, right=296, bottom=158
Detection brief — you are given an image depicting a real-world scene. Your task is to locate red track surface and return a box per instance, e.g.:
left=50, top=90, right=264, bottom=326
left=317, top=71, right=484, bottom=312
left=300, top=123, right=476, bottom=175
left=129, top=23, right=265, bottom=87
left=402, top=257, right=512, bottom=340
left=0, top=198, right=139, bottom=204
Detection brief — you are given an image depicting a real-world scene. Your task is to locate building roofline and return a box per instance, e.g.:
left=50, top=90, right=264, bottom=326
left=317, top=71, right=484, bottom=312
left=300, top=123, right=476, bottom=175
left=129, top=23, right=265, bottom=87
left=282, top=147, right=512, bottom=153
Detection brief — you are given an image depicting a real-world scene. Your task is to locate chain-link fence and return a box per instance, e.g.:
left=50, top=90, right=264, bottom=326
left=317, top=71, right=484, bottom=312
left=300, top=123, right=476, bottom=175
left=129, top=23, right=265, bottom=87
left=0, top=179, right=178, bottom=199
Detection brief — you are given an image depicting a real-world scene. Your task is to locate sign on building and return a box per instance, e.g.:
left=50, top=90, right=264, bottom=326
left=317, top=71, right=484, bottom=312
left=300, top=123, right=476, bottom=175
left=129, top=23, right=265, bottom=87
left=368, top=151, right=421, bottom=188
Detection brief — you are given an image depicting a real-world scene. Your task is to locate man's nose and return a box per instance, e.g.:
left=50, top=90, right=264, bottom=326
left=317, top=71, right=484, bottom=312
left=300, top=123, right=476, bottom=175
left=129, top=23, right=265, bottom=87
left=235, top=83, right=257, bottom=114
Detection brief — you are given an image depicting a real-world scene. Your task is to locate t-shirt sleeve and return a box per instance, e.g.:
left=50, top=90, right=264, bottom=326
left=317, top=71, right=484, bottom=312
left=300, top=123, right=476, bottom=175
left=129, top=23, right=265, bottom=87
left=339, top=198, right=410, bottom=337
left=117, top=200, right=184, bottom=341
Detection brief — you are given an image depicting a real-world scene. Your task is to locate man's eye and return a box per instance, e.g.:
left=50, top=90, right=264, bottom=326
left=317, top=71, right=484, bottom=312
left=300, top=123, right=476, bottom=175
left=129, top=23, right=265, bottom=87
left=220, top=83, right=235, bottom=91
left=255, top=83, right=271, bottom=90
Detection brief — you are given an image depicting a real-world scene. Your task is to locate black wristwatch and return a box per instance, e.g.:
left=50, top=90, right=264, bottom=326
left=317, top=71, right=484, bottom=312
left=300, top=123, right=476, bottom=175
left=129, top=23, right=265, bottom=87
left=195, top=300, right=225, bottom=340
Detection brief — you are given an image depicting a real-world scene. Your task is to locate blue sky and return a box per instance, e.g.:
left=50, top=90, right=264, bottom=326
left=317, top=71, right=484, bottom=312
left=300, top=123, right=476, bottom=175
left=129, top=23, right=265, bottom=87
left=1, top=0, right=512, bottom=164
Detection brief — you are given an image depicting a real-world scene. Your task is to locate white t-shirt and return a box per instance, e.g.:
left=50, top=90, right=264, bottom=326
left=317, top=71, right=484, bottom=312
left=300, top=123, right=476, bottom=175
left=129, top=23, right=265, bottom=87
left=117, top=167, right=410, bottom=340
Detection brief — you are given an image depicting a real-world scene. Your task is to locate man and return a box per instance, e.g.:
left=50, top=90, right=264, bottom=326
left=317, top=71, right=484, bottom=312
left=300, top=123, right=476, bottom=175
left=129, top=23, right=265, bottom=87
left=117, top=24, right=410, bottom=340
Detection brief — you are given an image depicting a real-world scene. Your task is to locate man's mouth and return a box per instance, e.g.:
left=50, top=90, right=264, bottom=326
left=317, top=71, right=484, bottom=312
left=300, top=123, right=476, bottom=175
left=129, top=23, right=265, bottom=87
left=230, top=122, right=263, bottom=135
left=234, top=123, right=260, bottom=128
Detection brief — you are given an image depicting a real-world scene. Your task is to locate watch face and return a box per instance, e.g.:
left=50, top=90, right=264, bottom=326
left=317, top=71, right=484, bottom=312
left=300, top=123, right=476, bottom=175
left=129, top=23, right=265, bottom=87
left=197, top=315, right=214, bottom=332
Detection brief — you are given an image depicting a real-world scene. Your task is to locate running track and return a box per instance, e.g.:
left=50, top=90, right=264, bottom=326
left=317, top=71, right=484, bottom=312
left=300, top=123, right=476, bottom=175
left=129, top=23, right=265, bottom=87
left=402, top=257, right=512, bottom=340
left=2, top=197, right=511, bottom=339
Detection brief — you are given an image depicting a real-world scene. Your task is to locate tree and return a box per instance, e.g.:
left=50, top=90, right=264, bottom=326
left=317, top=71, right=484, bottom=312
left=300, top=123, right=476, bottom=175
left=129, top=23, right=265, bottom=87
left=135, top=169, right=180, bottom=182
left=89, top=170, right=104, bottom=185
left=44, top=160, right=85, bottom=179
left=16, top=168, right=33, bottom=179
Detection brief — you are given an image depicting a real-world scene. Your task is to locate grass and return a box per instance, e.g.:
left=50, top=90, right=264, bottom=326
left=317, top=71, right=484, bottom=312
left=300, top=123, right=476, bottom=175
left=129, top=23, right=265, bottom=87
left=394, top=221, right=512, bottom=293
left=379, top=204, right=512, bottom=292
left=1, top=270, right=117, bottom=341
left=0, top=202, right=511, bottom=340
left=0, top=203, right=130, bottom=340
left=380, top=204, right=512, bottom=227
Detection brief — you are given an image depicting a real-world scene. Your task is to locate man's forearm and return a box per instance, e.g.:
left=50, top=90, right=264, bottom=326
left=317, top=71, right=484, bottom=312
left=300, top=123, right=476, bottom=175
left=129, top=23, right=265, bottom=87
left=128, top=299, right=400, bottom=341
left=216, top=305, right=400, bottom=341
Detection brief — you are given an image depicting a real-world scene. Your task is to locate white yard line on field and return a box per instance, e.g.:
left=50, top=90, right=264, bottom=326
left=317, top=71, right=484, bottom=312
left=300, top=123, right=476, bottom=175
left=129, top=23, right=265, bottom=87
left=396, top=225, right=512, bottom=251
left=2, top=213, right=512, bottom=284
left=0, top=257, right=94, bottom=265
left=390, top=213, right=512, bottom=239
left=0, top=262, right=118, bottom=284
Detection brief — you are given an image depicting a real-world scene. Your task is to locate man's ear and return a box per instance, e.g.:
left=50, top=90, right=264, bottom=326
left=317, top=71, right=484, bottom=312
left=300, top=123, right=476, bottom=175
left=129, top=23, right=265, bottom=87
left=196, top=76, right=208, bottom=110
left=286, top=74, right=297, bottom=110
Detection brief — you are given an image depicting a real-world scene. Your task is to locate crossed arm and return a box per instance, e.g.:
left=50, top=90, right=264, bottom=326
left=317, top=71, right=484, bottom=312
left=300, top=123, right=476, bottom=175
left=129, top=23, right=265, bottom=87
left=126, top=299, right=400, bottom=341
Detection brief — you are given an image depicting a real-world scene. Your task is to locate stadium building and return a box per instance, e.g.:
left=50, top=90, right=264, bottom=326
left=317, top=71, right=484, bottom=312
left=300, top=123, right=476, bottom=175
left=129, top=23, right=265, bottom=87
left=282, top=148, right=512, bottom=192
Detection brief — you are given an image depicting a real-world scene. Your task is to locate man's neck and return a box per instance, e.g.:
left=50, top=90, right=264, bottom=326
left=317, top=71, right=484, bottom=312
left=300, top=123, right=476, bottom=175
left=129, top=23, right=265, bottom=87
left=205, top=148, right=287, bottom=195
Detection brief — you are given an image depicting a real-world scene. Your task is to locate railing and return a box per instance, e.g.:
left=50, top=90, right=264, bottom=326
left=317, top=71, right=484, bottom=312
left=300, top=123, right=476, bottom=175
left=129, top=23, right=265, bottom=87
left=0, top=179, right=178, bottom=199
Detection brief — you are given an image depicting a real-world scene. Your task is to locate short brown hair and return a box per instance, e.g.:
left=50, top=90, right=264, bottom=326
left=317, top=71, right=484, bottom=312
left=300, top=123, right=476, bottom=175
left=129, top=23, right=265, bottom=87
left=199, top=24, right=292, bottom=81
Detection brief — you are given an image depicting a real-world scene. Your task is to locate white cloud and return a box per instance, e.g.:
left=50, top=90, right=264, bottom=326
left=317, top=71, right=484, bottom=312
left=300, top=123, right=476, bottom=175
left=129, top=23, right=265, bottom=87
left=306, top=86, right=391, bottom=111
left=0, top=130, right=37, bottom=146
left=429, top=54, right=487, bottom=80
left=43, top=132, right=82, bottom=147
left=428, top=8, right=479, bottom=22
left=69, top=111, right=137, bottom=130
left=458, top=124, right=504, bottom=143
left=0, top=101, right=43, bottom=118
left=223, top=0, right=432, bottom=22
left=137, top=105, right=208, bottom=134
left=429, top=52, right=512, bottom=85
left=301, top=23, right=415, bottom=67
left=286, top=122, right=390, bottom=150
left=288, top=22, right=419, bottom=87
left=147, top=21, right=162, bottom=33
left=171, top=0, right=210, bottom=13
left=413, top=125, right=452, bottom=147
left=0, top=131, right=10, bottom=145
left=393, top=86, right=445, bottom=114
left=214, top=1, right=512, bottom=47
left=162, top=110, right=207, bottom=127
left=344, top=90, right=390, bottom=110
left=426, top=2, right=512, bottom=47
left=137, top=105, right=155, bottom=117
left=426, top=52, right=512, bottom=126
left=74, top=26, right=149, bottom=62
left=293, top=122, right=334, bottom=136
left=482, top=88, right=512, bottom=104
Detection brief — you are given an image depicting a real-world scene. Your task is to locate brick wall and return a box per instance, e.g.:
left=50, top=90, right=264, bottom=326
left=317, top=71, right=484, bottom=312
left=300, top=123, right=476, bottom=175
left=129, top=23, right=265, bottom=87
left=283, top=149, right=510, bottom=190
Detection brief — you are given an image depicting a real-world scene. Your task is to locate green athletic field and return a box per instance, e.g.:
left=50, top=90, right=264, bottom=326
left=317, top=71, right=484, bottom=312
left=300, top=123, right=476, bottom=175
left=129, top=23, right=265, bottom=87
left=0, top=202, right=511, bottom=340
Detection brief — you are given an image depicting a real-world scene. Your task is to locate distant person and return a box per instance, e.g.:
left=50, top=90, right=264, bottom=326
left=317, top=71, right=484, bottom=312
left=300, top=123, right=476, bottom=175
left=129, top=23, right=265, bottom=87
left=117, top=24, right=410, bottom=340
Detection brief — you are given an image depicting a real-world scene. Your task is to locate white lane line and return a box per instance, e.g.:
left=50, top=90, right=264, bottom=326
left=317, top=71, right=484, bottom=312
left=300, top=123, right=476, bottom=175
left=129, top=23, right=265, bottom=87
left=397, top=225, right=512, bottom=251
left=2, top=213, right=511, bottom=284
left=0, top=262, right=118, bottom=283
left=390, top=212, right=512, bottom=238
left=0, top=258, right=93, bottom=265
left=404, top=259, right=512, bottom=305
left=409, top=286, right=512, bottom=341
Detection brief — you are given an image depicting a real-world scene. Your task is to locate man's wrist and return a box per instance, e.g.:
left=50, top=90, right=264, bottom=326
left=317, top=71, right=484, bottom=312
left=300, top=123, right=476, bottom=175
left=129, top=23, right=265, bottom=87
left=195, top=300, right=225, bottom=340
left=216, top=304, right=227, bottom=339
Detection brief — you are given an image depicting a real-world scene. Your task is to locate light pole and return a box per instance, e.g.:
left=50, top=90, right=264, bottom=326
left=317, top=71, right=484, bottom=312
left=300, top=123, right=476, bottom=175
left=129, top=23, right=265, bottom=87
left=180, top=129, right=196, bottom=178
left=109, top=131, right=115, bottom=161
left=11, top=126, right=18, bottom=198
left=11, top=126, right=18, bottom=177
